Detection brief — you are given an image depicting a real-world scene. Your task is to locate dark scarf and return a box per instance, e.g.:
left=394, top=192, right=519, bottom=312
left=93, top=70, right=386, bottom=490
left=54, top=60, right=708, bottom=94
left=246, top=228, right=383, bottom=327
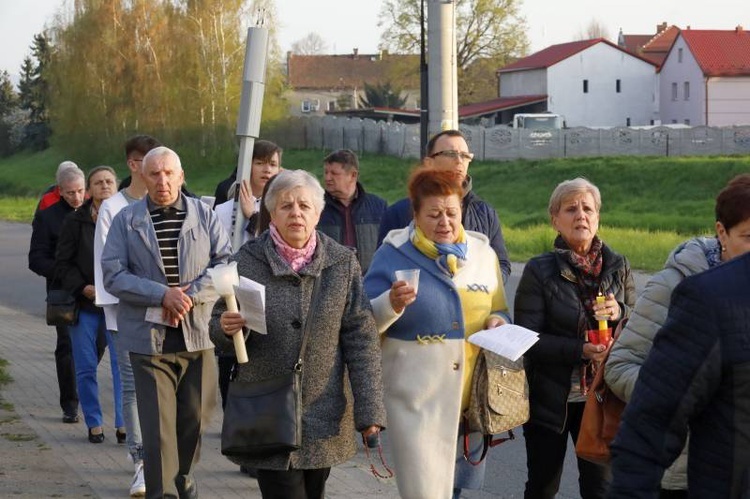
left=554, top=234, right=605, bottom=395
left=554, top=234, right=604, bottom=318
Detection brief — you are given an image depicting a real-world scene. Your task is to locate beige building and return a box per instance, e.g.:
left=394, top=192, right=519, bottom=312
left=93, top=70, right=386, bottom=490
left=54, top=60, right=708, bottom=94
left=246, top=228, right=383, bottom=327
left=286, top=49, right=420, bottom=117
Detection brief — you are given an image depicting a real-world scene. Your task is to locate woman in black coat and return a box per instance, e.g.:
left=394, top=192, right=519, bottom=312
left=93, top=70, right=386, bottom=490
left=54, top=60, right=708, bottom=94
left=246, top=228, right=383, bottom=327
left=56, top=166, right=124, bottom=444
left=514, top=177, right=636, bottom=499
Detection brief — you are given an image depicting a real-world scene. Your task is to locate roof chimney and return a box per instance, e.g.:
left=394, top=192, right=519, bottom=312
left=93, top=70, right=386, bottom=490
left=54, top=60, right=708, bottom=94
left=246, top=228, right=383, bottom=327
left=353, top=48, right=359, bottom=58
left=656, top=22, right=667, bottom=33
left=737, top=25, right=744, bottom=34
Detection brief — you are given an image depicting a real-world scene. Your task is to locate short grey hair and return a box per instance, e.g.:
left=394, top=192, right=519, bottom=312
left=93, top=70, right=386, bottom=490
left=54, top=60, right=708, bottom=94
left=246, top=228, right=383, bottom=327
left=264, top=170, right=325, bottom=214
left=141, top=146, right=182, bottom=173
left=548, top=177, right=601, bottom=216
left=56, top=161, right=79, bottom=185
left=57, top=165, right=85, bottom=186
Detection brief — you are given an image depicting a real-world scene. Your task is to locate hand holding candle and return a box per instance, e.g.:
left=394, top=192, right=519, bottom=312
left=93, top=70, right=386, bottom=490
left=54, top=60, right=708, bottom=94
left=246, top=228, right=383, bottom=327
left=208, top=262, right=248, bottom=364
left=592, top=293, right=616, bottom=344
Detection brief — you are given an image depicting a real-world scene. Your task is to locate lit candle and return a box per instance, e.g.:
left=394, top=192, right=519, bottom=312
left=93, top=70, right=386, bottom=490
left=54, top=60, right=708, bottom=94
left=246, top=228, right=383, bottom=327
left=595, top=294, right=611, bottom=343
left=595, top=294, right=607, bottom=330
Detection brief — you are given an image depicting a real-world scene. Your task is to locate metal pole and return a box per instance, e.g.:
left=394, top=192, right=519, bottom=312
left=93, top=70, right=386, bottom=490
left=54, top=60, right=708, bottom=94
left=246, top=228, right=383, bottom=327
left=232, top=23, right=269, bottom=251
left=419, top=0, right=429, bottom=156
left=427, top=0, right=458, bottom=136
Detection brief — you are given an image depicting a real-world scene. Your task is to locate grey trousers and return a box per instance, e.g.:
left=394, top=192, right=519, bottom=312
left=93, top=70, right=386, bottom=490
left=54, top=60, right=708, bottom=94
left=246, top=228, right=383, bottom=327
left=130, top=350, right=217, bottom=499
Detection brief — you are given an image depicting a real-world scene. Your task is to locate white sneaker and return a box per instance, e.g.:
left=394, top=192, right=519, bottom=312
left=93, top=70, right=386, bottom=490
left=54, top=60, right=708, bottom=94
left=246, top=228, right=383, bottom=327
left=129, top=461, right=146, bottom=497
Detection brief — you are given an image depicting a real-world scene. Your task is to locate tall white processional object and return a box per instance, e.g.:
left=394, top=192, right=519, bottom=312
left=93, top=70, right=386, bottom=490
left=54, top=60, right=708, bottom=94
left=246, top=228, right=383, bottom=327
left=232, top=19, right=269, bottom=252
left=427, top=0, right=458, bottom=136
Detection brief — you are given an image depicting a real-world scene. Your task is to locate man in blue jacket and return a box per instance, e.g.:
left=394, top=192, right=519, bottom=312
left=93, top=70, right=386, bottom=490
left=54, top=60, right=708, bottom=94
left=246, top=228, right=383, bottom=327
left=318, top=149, right=387, bottom=274
left=377, top=130, right=510, bottom=282
left=609, top=251, right=750, bottom=498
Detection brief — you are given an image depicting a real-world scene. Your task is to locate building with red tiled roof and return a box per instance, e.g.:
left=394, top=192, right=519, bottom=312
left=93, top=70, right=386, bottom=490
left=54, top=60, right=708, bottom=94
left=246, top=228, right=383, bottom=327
left=659, top=27, right=750, bottom=126
left=286, top=50, right=420, bottom=117
left=618, top=22, right=680, bottom=67
left=495, top=38, right=659, bottom=127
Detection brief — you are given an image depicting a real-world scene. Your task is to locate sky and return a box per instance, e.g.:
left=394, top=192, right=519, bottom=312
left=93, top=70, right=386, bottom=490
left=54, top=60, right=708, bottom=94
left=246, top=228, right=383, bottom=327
left=1, top=0, right=749, bottom=79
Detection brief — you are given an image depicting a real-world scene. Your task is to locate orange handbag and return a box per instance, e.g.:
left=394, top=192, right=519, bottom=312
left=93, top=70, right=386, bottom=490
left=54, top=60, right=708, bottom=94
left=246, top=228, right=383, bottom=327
left=575, top=319, right=628, bottom=464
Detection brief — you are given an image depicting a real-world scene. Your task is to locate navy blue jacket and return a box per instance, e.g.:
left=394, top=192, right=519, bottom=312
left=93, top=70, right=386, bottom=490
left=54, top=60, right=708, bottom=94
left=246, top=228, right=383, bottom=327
left=376, top=178, right=511, bottom=282
left=610, top=252, right=750, bottom=498
left=318, top=183, right=386, bottom=274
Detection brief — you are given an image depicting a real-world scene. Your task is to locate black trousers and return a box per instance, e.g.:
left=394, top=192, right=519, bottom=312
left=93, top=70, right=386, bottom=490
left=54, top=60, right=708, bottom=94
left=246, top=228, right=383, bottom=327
left=54, top=325, right=78, bottom=415
left=523, top=401, right=611, bottom=499
left=217, top=354, right=236, bottom=409
left=257, top=468, right=331, bottom=499
left=130, top=350, right=217, bottom=499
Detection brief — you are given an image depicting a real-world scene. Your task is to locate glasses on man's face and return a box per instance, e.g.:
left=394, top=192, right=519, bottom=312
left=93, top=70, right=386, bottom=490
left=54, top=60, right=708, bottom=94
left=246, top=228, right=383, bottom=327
left=430, top=150, right=474, bottom=162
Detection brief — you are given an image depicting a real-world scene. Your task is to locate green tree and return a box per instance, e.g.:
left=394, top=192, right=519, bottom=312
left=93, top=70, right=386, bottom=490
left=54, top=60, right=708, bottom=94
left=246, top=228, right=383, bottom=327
left=358, top=82, right=408, bottom=108
left=0, top=71, right=18, bottom=116
left=378, top=0, right=529, bottom=104
left=17, top=33, right=52, bottom=150
left=0, top=70, right=20, bottom=156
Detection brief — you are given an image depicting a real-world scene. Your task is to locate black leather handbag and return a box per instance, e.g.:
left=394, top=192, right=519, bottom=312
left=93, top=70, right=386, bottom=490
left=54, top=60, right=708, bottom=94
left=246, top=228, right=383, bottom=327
left=220, top=277, right=321, bottom=458
left=45, top=279, right=79, bottom=327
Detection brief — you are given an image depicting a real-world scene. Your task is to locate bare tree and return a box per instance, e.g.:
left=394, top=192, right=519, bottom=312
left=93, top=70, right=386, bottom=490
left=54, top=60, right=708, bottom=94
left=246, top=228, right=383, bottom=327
left=291, top=32, right=328, bottom=55
left=576, top=19, right=611, bottom=41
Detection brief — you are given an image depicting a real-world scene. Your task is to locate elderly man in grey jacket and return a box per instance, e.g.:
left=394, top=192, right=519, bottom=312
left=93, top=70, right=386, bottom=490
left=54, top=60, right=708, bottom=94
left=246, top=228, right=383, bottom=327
left=102, top=146, right=231, bottom=499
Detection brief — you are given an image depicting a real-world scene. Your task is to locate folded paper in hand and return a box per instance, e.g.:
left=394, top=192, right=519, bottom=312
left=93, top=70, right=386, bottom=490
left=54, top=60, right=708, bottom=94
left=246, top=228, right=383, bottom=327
left=468, top=324, right=539, bottom=362
left=233, top=276, right=267, bottom=335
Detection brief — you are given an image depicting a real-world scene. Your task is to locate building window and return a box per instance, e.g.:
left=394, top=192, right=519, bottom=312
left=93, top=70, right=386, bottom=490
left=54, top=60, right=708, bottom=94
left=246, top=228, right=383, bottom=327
left=616, top=79, right=621, bottom=93
left=626, top=117, right=631, bottom=126
left=300, top=100, right=312, bottom=113
left=671, top=119, right=678, bottom=124
left=684, top=82, right=690, bottom=101
left=678, top=48, right=683, bottom=63
left=327, top=100, right=336, bottom=111
left=650, top=119, right=655, bottom=125
left=671, top=83, right=678, bottom=101
left=583, top=79, right=589, bottom=93
left=684, top=119, right=691, bottom=125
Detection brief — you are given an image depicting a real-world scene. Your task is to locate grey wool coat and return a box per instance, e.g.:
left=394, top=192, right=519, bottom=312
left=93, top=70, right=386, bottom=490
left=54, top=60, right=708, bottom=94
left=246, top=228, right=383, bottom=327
left=209, top=230, right=386, bottom=471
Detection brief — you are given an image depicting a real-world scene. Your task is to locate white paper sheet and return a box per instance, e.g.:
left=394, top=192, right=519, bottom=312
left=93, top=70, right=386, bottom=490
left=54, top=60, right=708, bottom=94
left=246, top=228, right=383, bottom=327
left=468, top=323, right=539, bottom=362
left=145, top=306, right=175, bottom=326
left=233, top=276, right=267, bottom=335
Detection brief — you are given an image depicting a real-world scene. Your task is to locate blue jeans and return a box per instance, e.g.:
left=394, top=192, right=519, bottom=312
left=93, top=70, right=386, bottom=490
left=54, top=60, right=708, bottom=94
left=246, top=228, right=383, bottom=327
left=69, top=309, right=123, bottom=430
left=110, top=329, right=143, bottom=462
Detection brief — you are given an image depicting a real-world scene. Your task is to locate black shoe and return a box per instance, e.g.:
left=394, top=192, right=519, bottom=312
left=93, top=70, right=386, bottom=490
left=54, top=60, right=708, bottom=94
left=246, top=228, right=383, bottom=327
left=62, top=413, right=79, bottom=424
left=116, top=429, right=127, bottom=444
left=88, top=428, right=105, bottom=444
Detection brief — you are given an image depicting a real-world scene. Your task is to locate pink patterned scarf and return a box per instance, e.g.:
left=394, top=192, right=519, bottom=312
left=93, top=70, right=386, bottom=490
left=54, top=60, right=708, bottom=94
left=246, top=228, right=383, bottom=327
left=269, top=223, right=317, bottom=272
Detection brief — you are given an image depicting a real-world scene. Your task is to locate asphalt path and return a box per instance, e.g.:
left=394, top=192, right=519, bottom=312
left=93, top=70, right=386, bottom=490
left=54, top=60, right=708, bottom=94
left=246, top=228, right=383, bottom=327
left=0, top=220, right=650, bottom=498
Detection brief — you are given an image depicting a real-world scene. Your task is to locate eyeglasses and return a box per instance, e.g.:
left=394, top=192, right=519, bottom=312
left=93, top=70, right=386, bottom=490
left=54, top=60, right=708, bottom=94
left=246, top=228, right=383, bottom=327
left=429, top=150, right=474, bottom=162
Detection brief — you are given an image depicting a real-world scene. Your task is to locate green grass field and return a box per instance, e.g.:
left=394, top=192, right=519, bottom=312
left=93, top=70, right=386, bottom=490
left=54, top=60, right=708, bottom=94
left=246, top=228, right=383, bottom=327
left=2, top=147, right=748, bottom=271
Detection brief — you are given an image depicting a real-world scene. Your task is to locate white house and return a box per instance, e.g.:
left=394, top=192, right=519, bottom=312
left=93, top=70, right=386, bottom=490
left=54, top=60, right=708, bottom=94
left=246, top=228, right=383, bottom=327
left=497, top=39, right=659, bottom=127
left=659, top=27, right=750, bottom=126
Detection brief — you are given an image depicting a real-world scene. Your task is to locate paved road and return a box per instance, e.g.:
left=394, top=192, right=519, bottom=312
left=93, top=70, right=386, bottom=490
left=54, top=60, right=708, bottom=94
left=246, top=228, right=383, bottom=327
left=0, top=220, right=650, bottom=498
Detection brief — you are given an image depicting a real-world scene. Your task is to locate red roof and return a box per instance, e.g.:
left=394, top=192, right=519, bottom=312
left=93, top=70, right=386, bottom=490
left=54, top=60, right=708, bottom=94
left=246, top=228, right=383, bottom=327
left=498, top=38, right=656, bottom=73
left=621, top=35, right=653, bottom=54
left=287, top=52, right=419, bottom=89
left=459, top=95, right=547, bottom=118
left=681, top=28, right=750, bottom=76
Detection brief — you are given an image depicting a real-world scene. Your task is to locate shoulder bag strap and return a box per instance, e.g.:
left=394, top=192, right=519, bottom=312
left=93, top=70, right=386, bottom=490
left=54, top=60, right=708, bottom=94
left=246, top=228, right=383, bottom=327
left=295, top=275, right=322, bottom=370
